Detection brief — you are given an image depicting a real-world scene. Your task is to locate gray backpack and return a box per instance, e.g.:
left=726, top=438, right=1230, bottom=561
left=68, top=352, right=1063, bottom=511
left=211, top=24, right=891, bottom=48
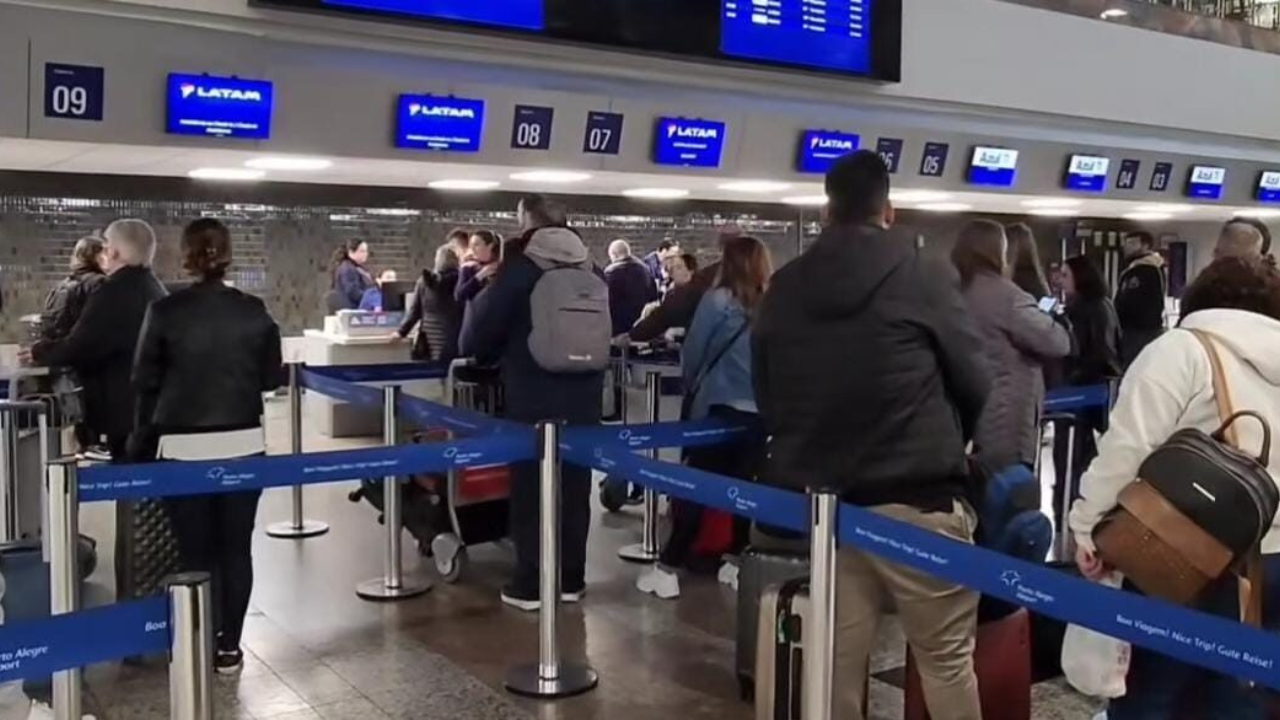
left=527, top=258, right=612, bottom=373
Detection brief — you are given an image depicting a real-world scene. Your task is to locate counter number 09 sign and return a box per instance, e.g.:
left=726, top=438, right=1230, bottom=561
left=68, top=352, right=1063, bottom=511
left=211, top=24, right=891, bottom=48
left=44, top=63, right=104, bottom=122
left=583, top=111, right=624, bottom=155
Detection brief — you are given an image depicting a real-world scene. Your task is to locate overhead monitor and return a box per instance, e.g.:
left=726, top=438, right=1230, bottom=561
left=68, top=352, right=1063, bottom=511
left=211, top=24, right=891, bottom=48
left=967, top=146, right=1019, bottom=188
left=797, top=130, right=860, bottom=174
left=1257, top=171, right=1280, bottom=203
left=653, top=117, right=727, bottom=168
left=395, top=95, right=485, bottom=152
left=321, top=0, right=545, bottom=29
left=721, top=0, right=874, bottom=75
left=166, top=73, right=274, bottom=139
left=1064, top=155, right=1110, bottom=193
left=1186, top=165, right=1226, bottom=200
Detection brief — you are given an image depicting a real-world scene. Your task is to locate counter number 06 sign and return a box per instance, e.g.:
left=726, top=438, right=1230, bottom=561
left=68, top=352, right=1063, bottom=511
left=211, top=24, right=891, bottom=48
left=44, top=63, right=105, bottom=121
left=583, top=111, right=624, bottom=155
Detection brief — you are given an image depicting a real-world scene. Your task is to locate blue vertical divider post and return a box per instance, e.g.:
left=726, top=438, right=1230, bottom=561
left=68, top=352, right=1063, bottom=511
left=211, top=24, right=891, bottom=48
left=266, top=364, right=330, bottom=539
left=167, top=572, right=213, bottom=720
left=618, top=371, right=662, bottom=563
left=47, top=460, right=81, bottom=720
left=805, top=491, right=839, bottom=720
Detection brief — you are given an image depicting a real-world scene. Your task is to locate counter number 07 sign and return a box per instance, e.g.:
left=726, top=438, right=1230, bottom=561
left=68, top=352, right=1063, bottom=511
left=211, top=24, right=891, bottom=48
left=44, top=63, right=104, bottom=122
left=583, top=111, right=624, bottom=155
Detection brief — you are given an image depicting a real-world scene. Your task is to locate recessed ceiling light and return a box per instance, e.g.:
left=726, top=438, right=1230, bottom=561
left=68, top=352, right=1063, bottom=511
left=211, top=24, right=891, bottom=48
left=428, top=179, right=500, bottom=191
left=718, top=180, right=792, bottom=193
left=622, top=188, right=690, bottom=200
left=1021, top=198, right=1082, bottom=209
left=917, top=202, right=973, bottom=213
left=890, top=189, right=952, bottom=203
left=366, top=208, right=422, bottom=217
left=509, top=170, right=593, bottom=183
left=1028, top=208, right=1080, bottom=217
left=189, top=168, right=265, bottom=181
left=245, top=156, right=332, bottom=171
left=1100, top=8, right=1129, bottom=19
left=1134, top=203, right=1194, bottom=213
left=1232, top=208, right=1280, bottom=219
left=1123, top=212, right=1173, bottom=222
left=781, top=195, right=829, bottom=206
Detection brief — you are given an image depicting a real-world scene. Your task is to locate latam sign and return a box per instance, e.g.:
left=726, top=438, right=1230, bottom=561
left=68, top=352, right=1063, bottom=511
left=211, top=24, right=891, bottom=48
left=166, top=73, right=273, bottom=140
left=797, top=130, right=860, bottom=174
left=653, top=117, right=727, bottom=168
left=395, top=95, right=485, bottom=152
left=968, top=146, right=1020, bottom=188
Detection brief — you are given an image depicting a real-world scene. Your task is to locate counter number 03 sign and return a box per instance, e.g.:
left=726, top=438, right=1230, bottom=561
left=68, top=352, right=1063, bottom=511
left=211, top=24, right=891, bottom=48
left=44, top=63, right=105, bottom=121
left=583, top=111, right=624, bottom=155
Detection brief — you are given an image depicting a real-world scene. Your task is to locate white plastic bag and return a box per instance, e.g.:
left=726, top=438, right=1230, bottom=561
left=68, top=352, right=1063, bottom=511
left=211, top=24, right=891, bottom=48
left=1062, top=574, right=1131, bottom=699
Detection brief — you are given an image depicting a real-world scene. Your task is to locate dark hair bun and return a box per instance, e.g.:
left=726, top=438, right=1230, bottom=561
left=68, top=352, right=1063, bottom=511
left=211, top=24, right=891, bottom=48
left=182, top=217, right=233, bottom=279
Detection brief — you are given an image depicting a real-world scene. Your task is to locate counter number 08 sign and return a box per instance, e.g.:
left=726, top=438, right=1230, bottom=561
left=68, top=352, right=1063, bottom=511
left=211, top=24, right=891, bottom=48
left=512, top=105, right=554, bottom=150
left=44, top=63, right=104, bottom=122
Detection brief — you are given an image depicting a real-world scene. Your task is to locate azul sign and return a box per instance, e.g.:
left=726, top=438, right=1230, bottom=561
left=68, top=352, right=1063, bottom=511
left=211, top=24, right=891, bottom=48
left=653, top=117, right=727, bottom=168
left=1258, top=171, right=1280, bottom=204
left=1064, top=155, right=1110, bottom=192
left=967, top=146, right=1019, bottom=188
left=166, top=74, right=273, bottom=140
left=797, top=130, right=860, bottom=174
left=1187, top=165, right=1227, bottom=200
left=396, top=95, right=485, bottom=152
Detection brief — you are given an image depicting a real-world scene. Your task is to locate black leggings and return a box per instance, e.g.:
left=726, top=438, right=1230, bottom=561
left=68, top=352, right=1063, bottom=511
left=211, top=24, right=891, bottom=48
left=164, top=490, right=263, bottom=650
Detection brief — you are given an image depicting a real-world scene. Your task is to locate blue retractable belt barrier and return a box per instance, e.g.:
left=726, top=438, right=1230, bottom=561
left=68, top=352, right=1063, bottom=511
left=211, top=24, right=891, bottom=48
left=78, top=434, right=536, bottom=502
left=0, top=597, right=170, bottom=684
left=302, top=362, right=450, bottom=383
left=563, top=418, right=755, bottom=452
left=301, top=367, right=516, bottom=437
left=299, top=368, right=385, bottom=408
left=1045, top=384, right=1111, bottom=413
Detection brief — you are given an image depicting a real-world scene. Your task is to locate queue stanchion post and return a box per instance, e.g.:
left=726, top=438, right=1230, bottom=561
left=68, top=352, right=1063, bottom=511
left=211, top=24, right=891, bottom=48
left=1055, top=422, right=1078, bottom=561
left=167, top=572, right=213, bottom=720
left=804, top=491, right=838, bottom=720
left=618, top=370, right=661, bottom=563
left=356, top=385, right=431, bottom=601
left=506, top=421, right=598, bottom=699
left=267, top=364, right=329, bottom=539
left=47, top=459, right=82, bottom=720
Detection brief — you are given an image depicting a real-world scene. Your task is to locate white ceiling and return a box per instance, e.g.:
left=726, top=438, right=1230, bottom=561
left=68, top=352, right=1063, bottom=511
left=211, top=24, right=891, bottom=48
left=2, top=137, right=1278, bottom=223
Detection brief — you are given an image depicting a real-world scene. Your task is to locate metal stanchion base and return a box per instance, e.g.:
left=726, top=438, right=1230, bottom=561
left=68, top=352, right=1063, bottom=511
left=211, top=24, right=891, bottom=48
left=617, top=544, right=659, bottom=563
left=355, top=577, right=432, bottom=601
left=266, top=520, right=330, bottom=539
left=505, top=664, right=598, bottom=698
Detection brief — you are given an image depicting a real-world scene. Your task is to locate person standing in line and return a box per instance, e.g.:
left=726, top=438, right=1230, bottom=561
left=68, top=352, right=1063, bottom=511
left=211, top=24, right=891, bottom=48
left=637, top=236, right=771, bottom=600
left=1051, top=255, right=1120, bottom=529
left=398, top=245, right=462, bottom=363
left=455, top=230, right=502, bottom=307
left=1214, top=219, right=1267, bottom=261
left=330, top=238, right=374, bottom=311
left=1005, top=222, right=1052, bottom=299
left=445, top=227, right=472, bottom=262
left=40, top=236, right=106, bottom=343
left=605, top=239, right=660, bottom=336
left=952, top=220, right=1071, bottom=472
left=643, top=238, right=677, bottom=288
left=25, top=219, right=167, bottom=461
left=1115, top=231, right=1167, bottom=367
left=752, top=151, right=990, bottom=720
left=132, top=218, right=284, bottom=674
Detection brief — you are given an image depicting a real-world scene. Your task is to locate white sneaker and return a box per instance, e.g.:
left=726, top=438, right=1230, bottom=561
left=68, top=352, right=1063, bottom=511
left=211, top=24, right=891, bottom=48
left=718, top=561, right=740, bottom=590
left=636, top=565, right=681, bottom=599
left=28, top=701, right=96, bottom=720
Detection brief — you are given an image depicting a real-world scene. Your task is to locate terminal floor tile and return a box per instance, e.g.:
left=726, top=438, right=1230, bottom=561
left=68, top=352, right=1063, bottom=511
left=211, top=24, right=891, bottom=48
left=74, top=401, right=1103, bottom=719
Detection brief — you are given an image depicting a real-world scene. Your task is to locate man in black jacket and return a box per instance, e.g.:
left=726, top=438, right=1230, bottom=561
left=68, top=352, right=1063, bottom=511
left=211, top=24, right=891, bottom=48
left=752, top=151, right=989, bottom=720
left=27, top=219, right=167, bottom=460
left=1115, top=231, right=1167, bottom=368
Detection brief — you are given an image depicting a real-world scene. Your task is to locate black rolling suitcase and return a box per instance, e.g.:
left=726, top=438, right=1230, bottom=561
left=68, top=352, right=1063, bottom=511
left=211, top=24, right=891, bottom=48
left=755, top=578, right=809, bottom=720
left=736, top=548, right=808, bottom=701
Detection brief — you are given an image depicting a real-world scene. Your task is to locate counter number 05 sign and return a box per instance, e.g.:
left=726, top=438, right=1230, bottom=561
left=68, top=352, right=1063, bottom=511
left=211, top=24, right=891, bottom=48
left=583, top=111, right=623, bottom=155
left=44, top=63, right=104, bottom=121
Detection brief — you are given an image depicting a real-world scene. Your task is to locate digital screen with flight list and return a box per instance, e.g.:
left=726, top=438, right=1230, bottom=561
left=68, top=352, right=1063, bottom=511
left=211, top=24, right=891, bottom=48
left=967, top=146, right=1019, bottom=188
left=797, top=130, right=860, bottom=174
left=322, top=0, right=545, bottom=29
left=653, top=117, right=727, bottom=168
left=1064, top=155, right=1110, bottom=193
left=166, top=74, right=274, bottom=139
left=721, top=0, right=873, bottom=74
left=1257, top=171, right=1280, bottom=203
left=1186, top=165, right=1226, bottom=200
left=395, top=95, right=486, bottom=152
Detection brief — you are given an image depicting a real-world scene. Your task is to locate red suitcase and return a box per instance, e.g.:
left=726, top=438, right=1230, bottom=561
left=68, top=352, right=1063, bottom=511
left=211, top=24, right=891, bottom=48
left=904, top=609, right=1031, bottom=720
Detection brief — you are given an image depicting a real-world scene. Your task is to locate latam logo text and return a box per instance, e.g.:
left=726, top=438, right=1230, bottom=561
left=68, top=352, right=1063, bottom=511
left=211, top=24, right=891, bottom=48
left=408, top=103, right=477, bottom=119
left=812, top=136, right=855, bottom=152
left=667, top=124, right=719, bottom=140
left=179, top=84, right=263, bottom=102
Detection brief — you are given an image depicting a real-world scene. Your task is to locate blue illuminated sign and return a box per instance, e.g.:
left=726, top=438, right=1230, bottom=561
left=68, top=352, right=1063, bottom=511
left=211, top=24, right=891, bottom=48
left=968, top=146, right=1019, bottom=188
left=322, top=0, right=544, bottom=30
left=653, top=118, right=727, bottom=168
left=395, top=95, right=485, bottom=153
left=797, top=130, right=859, bottom=174
left=1151, top=162, right=1173, bottom=192
left=166, top=74, right=273, bottom=140
left=45, top=63, right=104, bottom=122
left=720, top=0, right=873, bottom=75
left=1064, top=155, right=1110, bottom=193
left=876, top=138, right=904, bottom=174
left=1116, top=159, right=1141, bottom=190
left=919, top=142, right=949, bottom=177
left=1258, top=171, right=1280, bottom=203
left=1186, top=165, right=1226, bottom=200
left=584, top=112, right=623, bottom=155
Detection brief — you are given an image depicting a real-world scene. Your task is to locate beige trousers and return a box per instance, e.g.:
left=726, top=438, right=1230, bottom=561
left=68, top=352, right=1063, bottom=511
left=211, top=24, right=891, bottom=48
left=834, top=501, right=982, bottom=720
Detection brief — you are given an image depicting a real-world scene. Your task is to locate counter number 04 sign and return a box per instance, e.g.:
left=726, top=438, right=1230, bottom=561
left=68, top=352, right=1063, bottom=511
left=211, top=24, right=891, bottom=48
left=44, top=63, right=104, bottom=121
left=583, top=111, right=623, bottom=155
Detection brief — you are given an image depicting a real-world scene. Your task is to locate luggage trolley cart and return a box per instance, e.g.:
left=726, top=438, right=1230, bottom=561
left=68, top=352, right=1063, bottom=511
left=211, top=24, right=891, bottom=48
left=599, top=343, right=684, bottom=513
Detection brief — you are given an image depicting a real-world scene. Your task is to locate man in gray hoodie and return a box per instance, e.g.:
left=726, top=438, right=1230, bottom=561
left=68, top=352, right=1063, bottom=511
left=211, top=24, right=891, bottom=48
left=460, top=212, right=603, bottom=611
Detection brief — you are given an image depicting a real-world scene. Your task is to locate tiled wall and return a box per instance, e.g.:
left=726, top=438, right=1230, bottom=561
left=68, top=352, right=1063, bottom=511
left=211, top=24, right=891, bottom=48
left=0, top=190, right=801, bottom=342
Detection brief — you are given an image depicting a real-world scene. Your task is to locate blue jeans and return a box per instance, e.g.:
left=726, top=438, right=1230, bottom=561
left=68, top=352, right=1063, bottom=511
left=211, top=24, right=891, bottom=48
left=1108, top=555, right=1280, bottom=720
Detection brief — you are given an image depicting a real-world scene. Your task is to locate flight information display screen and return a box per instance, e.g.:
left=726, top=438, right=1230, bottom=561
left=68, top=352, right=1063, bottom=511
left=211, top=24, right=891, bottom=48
left=1258, top=171, right=1280, bottom=203
left=722, top=0, right=872, bottom=74
left=166, top=74, right=274, bottom=139
left=967, top=146, right=1019, bottom=188
left=395, top=95, right=486, bottom=152
left=1064, top=155, right=1110, bottom=193
left=321, top=0, right=545, bottom=29
left=1186, top=165, right=1226, bottom=200
left=653, top=117, right=727, bottom=168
